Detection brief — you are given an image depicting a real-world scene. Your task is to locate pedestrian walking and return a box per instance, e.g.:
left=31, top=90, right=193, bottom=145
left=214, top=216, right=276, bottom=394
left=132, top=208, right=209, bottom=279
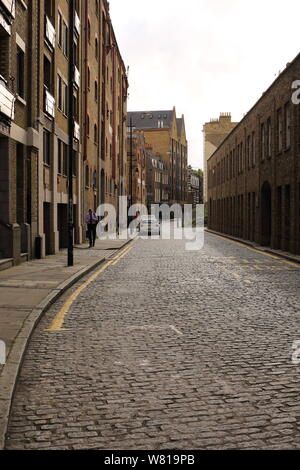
left=85, top=209, right=98, bottom=248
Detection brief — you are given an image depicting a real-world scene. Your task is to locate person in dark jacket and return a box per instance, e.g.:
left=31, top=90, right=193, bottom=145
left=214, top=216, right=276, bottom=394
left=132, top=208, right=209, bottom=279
left=85, top=209, right=98, bottom=247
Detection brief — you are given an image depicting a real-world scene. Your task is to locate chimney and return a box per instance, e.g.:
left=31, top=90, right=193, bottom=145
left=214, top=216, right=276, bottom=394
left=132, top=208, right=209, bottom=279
left=219, top=112, right=232, bottom=122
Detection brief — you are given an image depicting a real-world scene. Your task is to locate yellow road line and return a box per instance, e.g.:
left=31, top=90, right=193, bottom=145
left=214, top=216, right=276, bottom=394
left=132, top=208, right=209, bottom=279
left=45, top=243, right=135, bottom=332
left=209, top=232, right=300, bottom=269
left=111, top=244, right=134, bottom=265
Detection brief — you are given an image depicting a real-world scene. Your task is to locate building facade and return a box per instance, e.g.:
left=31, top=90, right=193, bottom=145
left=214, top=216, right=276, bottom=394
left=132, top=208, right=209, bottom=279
left=0, top=0, right=39, bottom=267
left=128, top=107, right=188, bottom=207
left=127, top=129, right=146, bottom=207
left=203, top=113, right=238, bottom=203
left=207, top=53, right=300, bottom=255
left=0, top=0, right=128, bottom=266
left=145, top=148, right=169, bottom=211
left=187, top=166, right=201, bottom=207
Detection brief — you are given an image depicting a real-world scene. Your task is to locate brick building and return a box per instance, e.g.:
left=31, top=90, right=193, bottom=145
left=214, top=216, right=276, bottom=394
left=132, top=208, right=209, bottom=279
left=0, top=0, right=128, bottom=266
left=0, top=0, right=39, bottom=268
left=83, top=0, right=128, bottom=217
left=187, top=166, right=201, bottom=207
left=207, top=53, right=300, bottom=255
left=203, top=113, right=238, bottom=203
left=127, top=108, right=188, bottom=207
left=127, top=129, right=146, bottom=207
left=145, top=147, right=169, bottom=211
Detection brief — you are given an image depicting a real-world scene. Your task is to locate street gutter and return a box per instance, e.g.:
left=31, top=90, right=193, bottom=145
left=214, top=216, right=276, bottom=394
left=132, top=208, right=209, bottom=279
left=205, top=229, right=300, bottom=265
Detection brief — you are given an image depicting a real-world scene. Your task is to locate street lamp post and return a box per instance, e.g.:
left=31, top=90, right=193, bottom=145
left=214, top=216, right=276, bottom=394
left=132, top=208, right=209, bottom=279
left=130, top=116, right=133, bottom=204
left=67, top=0, right=75, bottom=267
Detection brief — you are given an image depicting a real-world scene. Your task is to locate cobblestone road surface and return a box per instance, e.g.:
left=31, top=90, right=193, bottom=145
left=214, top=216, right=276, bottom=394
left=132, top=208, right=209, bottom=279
left=5, top=233, right=300, bottom=450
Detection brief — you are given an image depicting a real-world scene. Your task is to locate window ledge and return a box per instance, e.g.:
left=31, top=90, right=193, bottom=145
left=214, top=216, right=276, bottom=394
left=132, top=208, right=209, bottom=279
left=16, top=95, right=27, bottom=106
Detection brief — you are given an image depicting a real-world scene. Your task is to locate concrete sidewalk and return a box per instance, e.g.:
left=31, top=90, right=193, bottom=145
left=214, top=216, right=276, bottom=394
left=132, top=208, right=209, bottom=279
left=0, top=237, right=133, bottom=449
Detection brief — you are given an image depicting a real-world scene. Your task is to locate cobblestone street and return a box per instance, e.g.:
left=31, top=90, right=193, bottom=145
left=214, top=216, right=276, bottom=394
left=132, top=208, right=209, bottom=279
left=5, top=232, right=300, bottom=450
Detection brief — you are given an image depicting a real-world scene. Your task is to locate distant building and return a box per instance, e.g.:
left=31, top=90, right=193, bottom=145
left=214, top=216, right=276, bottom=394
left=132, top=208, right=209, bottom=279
left=207, top=53, right=300, bottom=255
left=127, top=130, right=147, bottom=207
left=203, top=113, right=238, bottom=203
left=145, top=147, right=169, bottom=211
left=127, top=107, right=188, bottom=207
left=187, top=167, right=201, bottom=207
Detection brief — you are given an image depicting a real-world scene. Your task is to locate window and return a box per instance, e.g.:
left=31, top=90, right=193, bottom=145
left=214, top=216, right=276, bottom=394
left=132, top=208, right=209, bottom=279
left=44, top=55, right=52, bottom=91
left=252, top=132, right=256, bottom=167
left=57, top=74, right=62, bottom=109
left=240, top=143, right=243, bottom=172
left=247, top=136, right=251, bottom=169
left=277, top=109, right=283, bottom=153
left=95, top=80, right=98, bottom=102
left=73, top=151, right=77, bottom=177
left=17, top=47, right=25, bottom=99
left=62, top=21, right=68, bottom=57
left=94, top=124, right=98, bottom=144
left=85, top=166, right=89, bottom=187
left=232, top=149, right=236, bottom=177
left=57, top=139, right=68, bottom=176
left=95, top=38, right=99, bottom=59
left=88, top=20, right=91, bottom=43
left=267, top=118, right=272, bottom=158
left=63, top=142, right=68, bottom=176
left=58, top=139, right=62, bottom=174
left=58, top=11, right=63, bottom=48
left=62, top=81, right=68, bottom=115
left=87, top=67, right=90, bottom=90
left=261, top=123, right=265, bottom=161
left=43, top=130, right=51, bottom=166
left=285, top=103, right=291, bottom=149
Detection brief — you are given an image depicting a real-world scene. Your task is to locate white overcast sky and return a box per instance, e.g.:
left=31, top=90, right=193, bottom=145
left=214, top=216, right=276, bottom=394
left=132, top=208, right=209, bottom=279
left=109, top=0, right=300, bottom=169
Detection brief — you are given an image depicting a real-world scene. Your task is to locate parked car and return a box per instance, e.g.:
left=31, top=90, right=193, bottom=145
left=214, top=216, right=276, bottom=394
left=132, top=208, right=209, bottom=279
left=139, top=215, right=160, bottom=235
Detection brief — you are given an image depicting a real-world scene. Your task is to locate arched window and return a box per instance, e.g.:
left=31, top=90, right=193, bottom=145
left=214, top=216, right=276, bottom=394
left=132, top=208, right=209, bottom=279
left=94, top=80, right=98, bottom=102
left=95, top=37, right=99, bottom=59
left=87, top=19, right=91, bottom=43
left=87, top=66, right=90, bottom=90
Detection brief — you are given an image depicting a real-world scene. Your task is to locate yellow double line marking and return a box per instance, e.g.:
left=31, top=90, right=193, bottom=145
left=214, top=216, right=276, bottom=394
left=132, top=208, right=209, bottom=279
left=45, top=243, right=134, bottom=332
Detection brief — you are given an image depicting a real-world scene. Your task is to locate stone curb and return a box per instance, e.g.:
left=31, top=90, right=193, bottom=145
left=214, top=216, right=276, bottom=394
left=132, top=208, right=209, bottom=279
left=205, top=229, right=300, bottom=266
left=0, top=238, right=133, bottom=450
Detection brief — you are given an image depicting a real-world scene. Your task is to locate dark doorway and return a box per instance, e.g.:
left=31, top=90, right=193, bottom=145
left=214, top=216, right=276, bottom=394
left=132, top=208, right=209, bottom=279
left=43, top=203, right=51, bottom=255
left=57, top=204, right=68, bottom=249
left=261, top=182, right=272, bottom=246
left=284, top=185, right=291, bottom=252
